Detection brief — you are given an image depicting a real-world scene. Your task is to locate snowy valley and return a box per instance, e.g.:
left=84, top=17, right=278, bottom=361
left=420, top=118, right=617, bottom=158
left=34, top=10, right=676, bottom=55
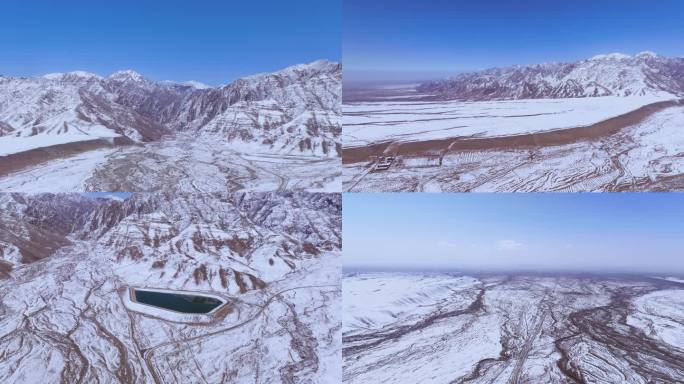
left=0, top=61, right=341, bottom=192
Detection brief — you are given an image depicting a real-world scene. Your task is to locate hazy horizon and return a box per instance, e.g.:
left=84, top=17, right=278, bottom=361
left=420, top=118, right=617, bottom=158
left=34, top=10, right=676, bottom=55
left=343, top=69, right=463, bottom=85
left=344, top=0, right=684, bottom=72
left=342, top=265, right=684, bottom=278
left=343, top=193, right=684, bottom=275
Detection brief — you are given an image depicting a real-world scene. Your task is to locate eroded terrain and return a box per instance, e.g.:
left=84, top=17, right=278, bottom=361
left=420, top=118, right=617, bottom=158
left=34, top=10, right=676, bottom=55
left=0, top=193, right=342, bottom=383
left=343, top=273, right=684, bottom=383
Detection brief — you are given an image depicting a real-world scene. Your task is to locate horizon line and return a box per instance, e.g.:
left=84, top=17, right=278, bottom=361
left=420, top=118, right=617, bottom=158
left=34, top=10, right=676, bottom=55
left=343, top=265, right=684, bottom=277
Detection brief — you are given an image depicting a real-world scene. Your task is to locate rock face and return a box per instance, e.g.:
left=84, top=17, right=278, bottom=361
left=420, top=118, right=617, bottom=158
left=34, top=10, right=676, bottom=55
left=0, top=193, right=342, bottom=383
left=0, top=60, right=341, bottom=156
left=418, top=52, right=684, bottom=100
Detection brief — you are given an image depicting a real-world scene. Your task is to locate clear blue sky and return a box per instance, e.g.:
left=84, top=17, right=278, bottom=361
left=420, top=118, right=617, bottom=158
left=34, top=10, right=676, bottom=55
left=344, top=0, right=684, bottom=72
left=344, top=193, right=684, bottom=275
left=1, top=0, right=340, bottom=85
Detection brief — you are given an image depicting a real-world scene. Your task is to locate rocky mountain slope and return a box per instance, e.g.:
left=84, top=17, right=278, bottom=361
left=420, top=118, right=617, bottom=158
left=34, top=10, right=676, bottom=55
left=0, top=192, right=341, bottom=294
left=418, top=52, right=684, bottom=100
left=0, top=60, right=341, bottom=157
left=0, top=193, right=99, bottom=265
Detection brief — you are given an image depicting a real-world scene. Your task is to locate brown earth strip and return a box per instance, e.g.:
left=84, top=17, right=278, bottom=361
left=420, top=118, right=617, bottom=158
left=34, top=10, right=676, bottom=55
left=342, top=288, right=485, bottom=357
left=342, top=99, right=683, bottom=164
left=0, top=136, right=137, bottom=178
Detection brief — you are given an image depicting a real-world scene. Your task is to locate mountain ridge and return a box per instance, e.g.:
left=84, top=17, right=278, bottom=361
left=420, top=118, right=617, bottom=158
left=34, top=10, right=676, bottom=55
left=418, top=53, right=684, bottom=101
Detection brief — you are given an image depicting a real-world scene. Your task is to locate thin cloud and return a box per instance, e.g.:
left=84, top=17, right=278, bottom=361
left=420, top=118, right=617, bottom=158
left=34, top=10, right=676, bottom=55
left=497, top=239, right=525, bottom=251
left=438, top=240, right=461, bottom=249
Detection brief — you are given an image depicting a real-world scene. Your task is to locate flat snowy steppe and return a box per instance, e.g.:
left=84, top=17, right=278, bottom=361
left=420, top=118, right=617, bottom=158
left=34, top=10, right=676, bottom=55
left=343, top=96, right=668, bottom=146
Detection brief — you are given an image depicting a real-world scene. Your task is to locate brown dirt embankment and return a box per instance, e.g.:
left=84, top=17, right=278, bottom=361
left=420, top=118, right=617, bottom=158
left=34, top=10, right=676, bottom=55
left=342, top=99, right=683, bottom=164
left=0, top=136, right=137, bottom=177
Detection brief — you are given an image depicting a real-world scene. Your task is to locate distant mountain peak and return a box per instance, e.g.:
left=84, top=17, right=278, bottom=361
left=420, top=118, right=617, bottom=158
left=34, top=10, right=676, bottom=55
left=159, top=79, right=212, bottom=89
left=180, top=80, right=211, bottom=89
left=589, top=52, right=631, bottom=61
left=107, top=69, right=148, bottom=82
left=635, top=50, right=659, bottom=58
left=239, top=60, right=340, bottom=82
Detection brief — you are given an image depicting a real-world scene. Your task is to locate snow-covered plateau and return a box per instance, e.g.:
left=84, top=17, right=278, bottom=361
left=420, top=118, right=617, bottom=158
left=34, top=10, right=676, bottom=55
left=342, top=53, right=684, bottom=192
left=343, top=272, right=684, bottom=384
left=0, top=60, right=341, bottom=192
left=0, top=192, right=342, bottom=383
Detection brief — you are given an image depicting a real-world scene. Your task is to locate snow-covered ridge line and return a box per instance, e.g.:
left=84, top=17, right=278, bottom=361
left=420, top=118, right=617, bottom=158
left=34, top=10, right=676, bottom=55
left=419, top=52, right=684, bottom=100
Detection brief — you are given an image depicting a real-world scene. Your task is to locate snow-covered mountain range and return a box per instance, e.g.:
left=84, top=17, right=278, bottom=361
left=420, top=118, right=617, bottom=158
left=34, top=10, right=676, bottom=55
left=0, top=60, right=341, bottom=157
left=418, top=52, right=684, bottom=100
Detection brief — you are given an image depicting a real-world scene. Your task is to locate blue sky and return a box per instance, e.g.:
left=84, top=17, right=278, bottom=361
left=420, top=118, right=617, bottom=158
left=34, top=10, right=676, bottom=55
left=344, top=0, right=684, bottom=73
left=1, top=0, right=340, bottom=85
left=344, top=193, right=684, bottom=274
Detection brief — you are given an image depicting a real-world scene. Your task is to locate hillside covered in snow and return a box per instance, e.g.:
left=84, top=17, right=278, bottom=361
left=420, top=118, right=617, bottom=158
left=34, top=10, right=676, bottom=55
left=0, top=192, right=341, bottom=383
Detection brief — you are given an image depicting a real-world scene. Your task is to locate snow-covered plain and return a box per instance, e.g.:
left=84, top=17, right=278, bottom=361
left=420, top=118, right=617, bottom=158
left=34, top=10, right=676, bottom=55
left=343, top=103, right=684, bottom=192
left=343, top=273, right=684, bottom=384
left=343, top=96, right=668, bottom=147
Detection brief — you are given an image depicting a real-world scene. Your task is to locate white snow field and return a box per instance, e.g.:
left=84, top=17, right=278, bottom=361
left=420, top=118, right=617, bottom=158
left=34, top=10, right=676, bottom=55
left=343, top=96, right=667, bottom=147
left=342, top=273, right=684, bottom=384
left=343, top=101, right=684, bottom=192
